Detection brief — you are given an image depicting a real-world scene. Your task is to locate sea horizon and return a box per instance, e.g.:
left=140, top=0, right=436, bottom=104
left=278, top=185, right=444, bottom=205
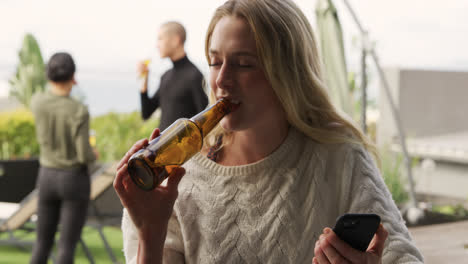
left=0, top=59, right=211, bottom=117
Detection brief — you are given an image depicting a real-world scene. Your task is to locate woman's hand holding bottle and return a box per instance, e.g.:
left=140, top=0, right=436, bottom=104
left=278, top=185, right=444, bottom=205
left=113, top=128, right=186, bottom=263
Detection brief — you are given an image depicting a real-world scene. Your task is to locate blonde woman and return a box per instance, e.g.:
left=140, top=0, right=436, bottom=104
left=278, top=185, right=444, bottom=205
left=114, top=0, right=424, bottom=263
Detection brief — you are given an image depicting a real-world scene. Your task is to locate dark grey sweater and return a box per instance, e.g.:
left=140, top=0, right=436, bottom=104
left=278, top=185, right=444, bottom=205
left=140, top=56, right=208, bottom=130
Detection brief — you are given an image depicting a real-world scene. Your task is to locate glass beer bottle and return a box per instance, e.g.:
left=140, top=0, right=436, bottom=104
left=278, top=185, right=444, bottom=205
left=127, top=98, right=237, bottom=190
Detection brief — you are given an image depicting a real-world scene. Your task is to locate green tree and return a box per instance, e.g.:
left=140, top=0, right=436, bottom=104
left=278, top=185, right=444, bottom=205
left=9, top=33, right=46, bottom=108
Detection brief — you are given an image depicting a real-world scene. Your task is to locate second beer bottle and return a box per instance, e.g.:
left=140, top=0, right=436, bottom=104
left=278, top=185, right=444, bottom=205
left=127, top=98, right=238, bottom=190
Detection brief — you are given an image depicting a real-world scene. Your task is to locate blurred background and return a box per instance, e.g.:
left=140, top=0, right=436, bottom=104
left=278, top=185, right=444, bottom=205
left=1, top=0, right=468, bottom=263
left=2, top=0, right=467, bottom=115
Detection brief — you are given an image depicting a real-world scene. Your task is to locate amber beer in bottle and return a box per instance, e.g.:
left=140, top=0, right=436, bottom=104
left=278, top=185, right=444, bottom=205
left=127, top=98, right=237, bottom=190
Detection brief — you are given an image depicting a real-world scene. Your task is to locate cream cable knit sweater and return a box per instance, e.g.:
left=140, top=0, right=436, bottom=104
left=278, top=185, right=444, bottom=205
left=122, top=128, right=424, bottom=263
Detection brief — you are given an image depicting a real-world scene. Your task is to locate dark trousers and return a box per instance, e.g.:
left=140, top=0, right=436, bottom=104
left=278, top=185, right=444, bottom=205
left=30, top=166, right=90, bottom=264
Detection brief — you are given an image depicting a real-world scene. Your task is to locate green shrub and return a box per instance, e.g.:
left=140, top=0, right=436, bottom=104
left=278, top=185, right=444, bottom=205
left=0, top=109, right=39, bottom=159
left=432, top=204, right=468, bottom=219
left=91, top=112, right=159, bottom=162
left=380, top=148, right=409, bottom=205
left=0, top=109, right=159, bottom=163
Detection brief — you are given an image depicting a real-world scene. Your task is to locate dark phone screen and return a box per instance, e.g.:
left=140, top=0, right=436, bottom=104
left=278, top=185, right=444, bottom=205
left=333, top=213, right=381, bottom=252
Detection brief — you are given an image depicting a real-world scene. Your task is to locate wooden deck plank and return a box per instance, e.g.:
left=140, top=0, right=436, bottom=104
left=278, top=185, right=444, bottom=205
left=409, top=220, right=468, bottom=263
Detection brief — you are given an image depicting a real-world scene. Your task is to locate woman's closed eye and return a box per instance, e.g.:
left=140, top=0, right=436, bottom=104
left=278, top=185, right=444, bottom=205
left=208, top=63, right=221, bottom=68
left=237, top=62, right=253, bottom=68
left=209, top=61, right=255, bottom=69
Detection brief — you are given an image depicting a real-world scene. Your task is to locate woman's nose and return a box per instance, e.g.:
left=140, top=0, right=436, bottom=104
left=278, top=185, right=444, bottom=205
left=215, top=63, right=234, bottom=90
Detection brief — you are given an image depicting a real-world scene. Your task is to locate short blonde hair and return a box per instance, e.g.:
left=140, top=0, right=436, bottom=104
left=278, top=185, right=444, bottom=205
left=204, top=0, right=378, bottom=162
left=162, top=21, right=186, bottom=44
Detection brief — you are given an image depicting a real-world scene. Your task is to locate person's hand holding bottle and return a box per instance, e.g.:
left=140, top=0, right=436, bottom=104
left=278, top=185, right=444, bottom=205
left=89, top=129, right=100, bottom=160
left=137, top=59, right=151, bottom=93
left=114, top=128, right=186, bottom=263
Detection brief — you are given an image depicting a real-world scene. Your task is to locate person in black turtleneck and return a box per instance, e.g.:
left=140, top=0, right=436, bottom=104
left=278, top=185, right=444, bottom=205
left=138, top=21, right=208, bottom=130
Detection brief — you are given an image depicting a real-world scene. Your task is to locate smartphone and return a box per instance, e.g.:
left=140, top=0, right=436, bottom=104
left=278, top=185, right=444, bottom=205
left=332, top=213, right=381, bottom=252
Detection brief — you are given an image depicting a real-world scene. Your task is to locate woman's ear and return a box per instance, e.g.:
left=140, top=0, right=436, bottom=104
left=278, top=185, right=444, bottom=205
left=72, top=75, right=77, bottom=85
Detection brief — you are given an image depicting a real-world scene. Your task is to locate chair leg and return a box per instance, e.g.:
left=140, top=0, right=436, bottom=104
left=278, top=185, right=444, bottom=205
left=79, top=238, right=95, bottom=264
left=91, top=203, right=119, bottom=263
left=3, top=228, right=32, bottom=251
left=97, top=225, right=119, bottom=263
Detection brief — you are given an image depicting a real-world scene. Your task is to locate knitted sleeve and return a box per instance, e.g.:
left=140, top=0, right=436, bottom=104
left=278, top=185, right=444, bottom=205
left=344, top=146, right=424, bottom=264
left=122, top=209, right=138, bottom=264
left=163, top=212, right=185, bottom=264
left=121, top=208, right=185, bottom=264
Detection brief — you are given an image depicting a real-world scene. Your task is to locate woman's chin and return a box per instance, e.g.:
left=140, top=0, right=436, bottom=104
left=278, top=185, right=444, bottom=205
left=220, top=118, right=241, bottom=132
left=220, top=119, right=233, bottom=132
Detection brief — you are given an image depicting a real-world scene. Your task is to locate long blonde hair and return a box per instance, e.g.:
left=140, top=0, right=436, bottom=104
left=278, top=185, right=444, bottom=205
left=204, top=0, right=378, bottom=162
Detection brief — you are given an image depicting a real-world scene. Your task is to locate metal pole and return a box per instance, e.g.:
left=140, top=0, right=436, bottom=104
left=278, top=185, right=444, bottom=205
left=361, top=44, right=368, bottom=134
left=341, top=0, right=418, bottom=208
left=80, top=238, right=96, bottom=264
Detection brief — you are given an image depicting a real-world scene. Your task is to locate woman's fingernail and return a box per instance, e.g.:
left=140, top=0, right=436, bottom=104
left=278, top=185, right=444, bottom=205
left=324, top=228, right=330, bottom=234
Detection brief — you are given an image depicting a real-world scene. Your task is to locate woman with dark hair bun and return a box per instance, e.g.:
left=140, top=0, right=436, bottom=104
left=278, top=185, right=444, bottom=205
left=30, top=52, right=97, bottom=264
left=46, top=52, right=76, bottom=82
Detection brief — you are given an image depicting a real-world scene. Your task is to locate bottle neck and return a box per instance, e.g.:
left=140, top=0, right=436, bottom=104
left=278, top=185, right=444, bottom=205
left=190, top=99, right=236, bottom=138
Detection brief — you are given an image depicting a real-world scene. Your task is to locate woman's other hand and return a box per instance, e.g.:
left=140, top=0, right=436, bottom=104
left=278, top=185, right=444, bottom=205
left=113, top=128, right=185, bottom=237
left=313, top=224, right=388, bottom=264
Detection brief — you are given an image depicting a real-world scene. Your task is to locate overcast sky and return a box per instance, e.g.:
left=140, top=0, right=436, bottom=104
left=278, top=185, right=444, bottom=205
left=1, top=0, right=467, bottom=72
left=1, top=0, right=467, bottom=103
